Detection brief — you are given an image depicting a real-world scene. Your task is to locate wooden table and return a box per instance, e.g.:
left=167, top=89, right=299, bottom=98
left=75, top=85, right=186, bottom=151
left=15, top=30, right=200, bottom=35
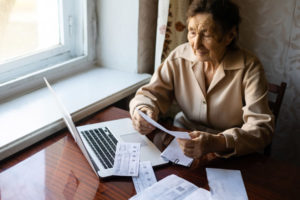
left=0, top=106, right=299, bottom=200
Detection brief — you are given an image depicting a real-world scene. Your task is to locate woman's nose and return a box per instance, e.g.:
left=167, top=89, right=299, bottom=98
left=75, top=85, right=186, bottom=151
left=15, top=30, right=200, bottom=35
left=194, top=34, right=203, bottom=49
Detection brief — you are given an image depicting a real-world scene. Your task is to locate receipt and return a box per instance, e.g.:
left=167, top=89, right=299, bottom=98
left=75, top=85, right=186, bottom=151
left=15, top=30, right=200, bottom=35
left=161, top=139, right=193, bottom=167
left=132, top=161, right=157, bottom=193
left=113, top=142, right=140, bottom=176
left=137, top=110, right=190, bottom=139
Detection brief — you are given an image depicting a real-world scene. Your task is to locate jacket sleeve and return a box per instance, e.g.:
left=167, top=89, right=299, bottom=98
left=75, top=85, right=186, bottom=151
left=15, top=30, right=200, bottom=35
left=129, top=60, right=175, bottom=117
left=219, top=58, right=275, bottom=157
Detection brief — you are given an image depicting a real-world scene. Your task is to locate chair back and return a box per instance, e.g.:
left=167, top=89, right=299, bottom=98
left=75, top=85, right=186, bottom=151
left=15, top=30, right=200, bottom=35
left=268, top=82, right=287, bottom=123
left=264, top=82, right=287, bottom=155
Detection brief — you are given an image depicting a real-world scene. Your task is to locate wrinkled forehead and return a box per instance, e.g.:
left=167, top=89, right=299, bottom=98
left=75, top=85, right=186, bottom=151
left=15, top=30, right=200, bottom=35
left=188, top=13, right=216, bottom=30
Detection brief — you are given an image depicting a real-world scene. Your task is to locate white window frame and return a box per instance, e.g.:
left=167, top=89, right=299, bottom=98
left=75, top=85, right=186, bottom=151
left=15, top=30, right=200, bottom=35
left=0, top=0, right=96, bottom=101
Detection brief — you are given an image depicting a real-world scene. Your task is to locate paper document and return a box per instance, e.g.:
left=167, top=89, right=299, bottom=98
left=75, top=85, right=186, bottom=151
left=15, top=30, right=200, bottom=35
left=206, top=168, right=248, bottom=200
left=137, top=109, right=193, bottom=166
left=187, top=188, right=212, bottom=200
left=132, top=161, right=157, bottom=193
left=113, top=142, right=140, bottom=176
left=137, top=110, right=190, bottom=139
left=161, top=139, right=193, bottom=167
left=129, top=174, right=211, bottom=200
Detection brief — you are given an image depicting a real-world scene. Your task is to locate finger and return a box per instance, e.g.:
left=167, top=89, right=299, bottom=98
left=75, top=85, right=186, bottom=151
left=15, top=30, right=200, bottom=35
left=183, top=148, right=194, bottom=155
left=135, top=109, right=156, bottom=130
left=177, top=138, right=194, bottom=149
left=176, top=138, right=187, bottom=151
left=189, top=132, right=197, bottom=139
left=183, top=151, right=195, bottom=158
left=189, top=131, right=201, bottom=139
left=133, top=113, right=154, bottom=130
left=184, top=150, right=200, bottom=159
left=134, top=122, right=155, bottom=134
left=134, top=126, right=152, bottom=135
left=177, top=138, right=188, bottom=147
left=146, top=109, right=157, bottom=121
left=132, top=118, right=152, bottom=134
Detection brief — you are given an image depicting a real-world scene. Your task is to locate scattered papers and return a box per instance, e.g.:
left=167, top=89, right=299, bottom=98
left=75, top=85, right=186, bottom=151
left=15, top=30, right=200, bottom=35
left=161, top=139, right=193, bottom=167
left=130, top=168, right=249, bottom=200
left=137, top=110, right=190, bottom=139
left=206, top=168, right=248, bottom=200
left=132, top=161, right=157, bottom=193
left=129, top=174, right=211, bottom=200
left=113, top=142, right=140, bottom=176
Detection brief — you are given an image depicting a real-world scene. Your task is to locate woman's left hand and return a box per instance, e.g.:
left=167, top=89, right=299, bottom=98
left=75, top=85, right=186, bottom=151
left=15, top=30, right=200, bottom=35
left=177, top=131, right=212, bottom=158
left=177, top=131, right=228, bottom=158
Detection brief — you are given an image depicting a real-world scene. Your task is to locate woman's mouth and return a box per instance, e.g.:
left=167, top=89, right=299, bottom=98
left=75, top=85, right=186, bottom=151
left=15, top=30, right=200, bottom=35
left=195, top=50, right=208, bottom=56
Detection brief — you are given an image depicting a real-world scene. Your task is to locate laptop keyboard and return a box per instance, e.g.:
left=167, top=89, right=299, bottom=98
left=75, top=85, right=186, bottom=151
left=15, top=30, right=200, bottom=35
left=81, top=127, right=118, bottom=169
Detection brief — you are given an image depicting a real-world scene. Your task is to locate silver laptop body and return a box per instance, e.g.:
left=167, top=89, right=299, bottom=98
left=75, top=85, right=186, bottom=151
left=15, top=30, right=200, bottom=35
left=44, top=78, right=168, bottom=178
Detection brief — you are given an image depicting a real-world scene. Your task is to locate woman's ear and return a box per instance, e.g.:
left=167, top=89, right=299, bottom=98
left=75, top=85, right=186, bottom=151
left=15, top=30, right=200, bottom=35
left=225, top=26, right=237, bottom=46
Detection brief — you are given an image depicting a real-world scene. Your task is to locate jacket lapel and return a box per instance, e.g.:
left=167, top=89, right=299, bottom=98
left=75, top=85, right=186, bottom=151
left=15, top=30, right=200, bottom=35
left=207, top=64, right=226, bottom=94
left=192, top=62, right=207, bottom=98
left=207, top=49, right=244, bottom=94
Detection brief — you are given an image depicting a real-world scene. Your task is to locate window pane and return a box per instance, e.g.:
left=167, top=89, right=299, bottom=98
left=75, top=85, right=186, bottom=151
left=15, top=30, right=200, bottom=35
left=0, top=0, right=60, bottom=63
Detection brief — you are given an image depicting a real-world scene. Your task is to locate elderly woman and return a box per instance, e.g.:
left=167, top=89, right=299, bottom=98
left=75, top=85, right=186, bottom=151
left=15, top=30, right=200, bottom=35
left=130, top=0, right=274, bottom=158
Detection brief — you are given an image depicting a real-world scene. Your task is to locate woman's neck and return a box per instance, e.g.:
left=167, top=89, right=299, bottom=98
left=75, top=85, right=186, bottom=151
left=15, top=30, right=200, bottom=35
left=209, top=49, right=227, bottom=69
left=203, top=62, right=217, bottom=90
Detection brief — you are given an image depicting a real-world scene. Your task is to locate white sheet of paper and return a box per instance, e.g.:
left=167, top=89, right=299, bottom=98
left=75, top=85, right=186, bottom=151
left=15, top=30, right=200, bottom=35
left=132, top=161, right=157, bottom=193
left=161, top=139, right=193, bottom=167
left=113, top=142, right=140, bottom=176
left=137, top=110, right=190, bottom=139
left=206, top=168, right=248, bottom=200
left=130, top=174, right=211, bottom=200
left=184, top=188, right=212, bottom=200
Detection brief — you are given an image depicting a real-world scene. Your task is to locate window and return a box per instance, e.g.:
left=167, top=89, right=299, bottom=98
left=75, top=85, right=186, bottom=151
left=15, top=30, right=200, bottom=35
left=0, top=0, right=150, bottom=161
left=0, top=0, right=90, bottom=89
left=0, top=0, right=60, bottom=64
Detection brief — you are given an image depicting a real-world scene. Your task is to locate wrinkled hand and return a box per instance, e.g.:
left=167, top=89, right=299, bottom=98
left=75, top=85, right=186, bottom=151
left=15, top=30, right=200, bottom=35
left=132, top=106, right=158, bottom=135
left=177, top=131, right=213, bottom=158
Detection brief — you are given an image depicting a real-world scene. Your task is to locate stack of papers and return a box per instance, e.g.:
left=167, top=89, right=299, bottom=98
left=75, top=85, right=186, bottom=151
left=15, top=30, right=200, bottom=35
left=129, top=168, right=248, bottom=200
left=129, top=174, right=211, bottom=200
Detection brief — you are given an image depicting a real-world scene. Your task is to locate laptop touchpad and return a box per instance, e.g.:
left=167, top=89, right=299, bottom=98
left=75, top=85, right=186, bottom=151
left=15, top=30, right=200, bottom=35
left=120, top=133, right=148, bottom=147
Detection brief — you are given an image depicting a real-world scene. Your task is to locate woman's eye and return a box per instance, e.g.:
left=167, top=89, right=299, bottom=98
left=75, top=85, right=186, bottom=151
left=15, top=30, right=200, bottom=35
left=189, top=31, right=196, bottom=36
left=202, top=31, right=211, bottom=37
left=201, top=30, right=212, bottom=37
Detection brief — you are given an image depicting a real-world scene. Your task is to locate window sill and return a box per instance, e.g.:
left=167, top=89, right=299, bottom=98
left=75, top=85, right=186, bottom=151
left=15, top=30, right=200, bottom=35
left=0, top=66, right=151, bottom=160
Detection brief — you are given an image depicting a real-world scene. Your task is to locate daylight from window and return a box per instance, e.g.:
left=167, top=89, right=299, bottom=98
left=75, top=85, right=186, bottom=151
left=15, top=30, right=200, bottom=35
left=0, top=0, right=60, bottom=64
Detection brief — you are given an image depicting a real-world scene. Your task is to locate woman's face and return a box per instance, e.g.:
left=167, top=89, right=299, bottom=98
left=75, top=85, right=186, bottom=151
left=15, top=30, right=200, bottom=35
left=187, top=13, right=233, bottom=65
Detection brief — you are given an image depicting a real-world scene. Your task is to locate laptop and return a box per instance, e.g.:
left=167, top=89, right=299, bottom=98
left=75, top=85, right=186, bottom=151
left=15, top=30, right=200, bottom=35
left=44, top=78, right=168, bottom=178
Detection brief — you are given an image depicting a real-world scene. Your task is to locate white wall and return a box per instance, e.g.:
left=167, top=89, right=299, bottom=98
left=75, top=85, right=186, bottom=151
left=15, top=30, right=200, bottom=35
left=96, top=0, right=139, bottom=73
left=232, top=0, right=300, bottom=165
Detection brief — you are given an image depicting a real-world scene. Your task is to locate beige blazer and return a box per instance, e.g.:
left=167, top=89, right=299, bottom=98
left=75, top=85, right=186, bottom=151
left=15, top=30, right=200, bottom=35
left=130, top=43, right=274, bottom=157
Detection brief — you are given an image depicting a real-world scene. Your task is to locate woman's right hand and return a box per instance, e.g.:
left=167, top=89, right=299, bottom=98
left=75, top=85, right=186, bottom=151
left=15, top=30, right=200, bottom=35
left=132, top=106, right=157, bottom=135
